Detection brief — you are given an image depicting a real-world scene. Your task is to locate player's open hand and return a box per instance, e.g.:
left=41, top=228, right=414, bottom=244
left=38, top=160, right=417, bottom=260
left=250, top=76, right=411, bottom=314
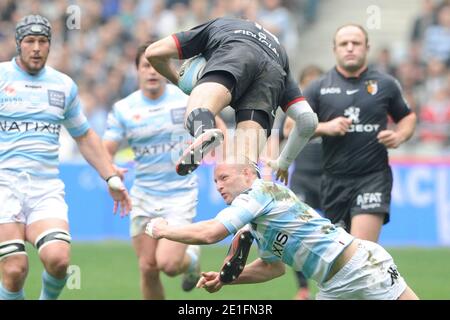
left=106, top=175, right=132, bottom=217
left=265, top=159, right=289, bottom=185
left=197, top=271, right=223, bottom=293
left=108, top=187, right=132, bottom=218
left=377, top=130, right=403, bottom=148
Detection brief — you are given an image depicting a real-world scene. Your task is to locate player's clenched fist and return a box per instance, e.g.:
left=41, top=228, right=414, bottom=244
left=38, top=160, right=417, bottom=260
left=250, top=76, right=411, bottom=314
left=323, top=116, right=352, bottom=136
left=145, top=217, right=168, bottom=239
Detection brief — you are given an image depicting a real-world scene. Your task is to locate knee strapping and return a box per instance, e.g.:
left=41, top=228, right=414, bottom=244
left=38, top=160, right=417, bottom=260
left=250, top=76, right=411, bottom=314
left=0, top=240, right=27, bottom=261
left=34, top=229, right=71, bottom=253
left=185, top=108, right=216, bottom=138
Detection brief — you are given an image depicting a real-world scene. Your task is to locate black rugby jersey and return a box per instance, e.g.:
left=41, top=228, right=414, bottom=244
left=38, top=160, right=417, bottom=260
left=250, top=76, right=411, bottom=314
left=172, top=17, right=302, bottom=109
left=305, top=67, right=411, bottom=176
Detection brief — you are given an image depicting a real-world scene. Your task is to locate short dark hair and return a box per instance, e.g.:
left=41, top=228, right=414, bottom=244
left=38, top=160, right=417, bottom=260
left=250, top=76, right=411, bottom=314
left=135, top=43, right=151, bottom=68
left=333, top=23, right=369, bottom=47
left=298, top=65, right=323, bottom=84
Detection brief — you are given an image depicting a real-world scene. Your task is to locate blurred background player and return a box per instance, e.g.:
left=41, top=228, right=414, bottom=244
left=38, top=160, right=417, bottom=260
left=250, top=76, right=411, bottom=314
left=103, top=44, right=225, bottom=299
left=146, top=156, right=419, bottom=300
left=306, top=24, right=417, bottom=241
left=283, top=64, right=324, bottom=300
left=0, top=15, right=130, bottom=300
left=144, top=17, right=318, bottom=180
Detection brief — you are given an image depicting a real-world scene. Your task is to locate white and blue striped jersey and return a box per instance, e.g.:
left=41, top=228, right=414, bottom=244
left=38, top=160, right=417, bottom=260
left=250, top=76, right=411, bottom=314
left=0, top=58, right=90, bottom=178
left=215, top=179, right=354, bottom=284
left=103, top=84, right=198, bottom=196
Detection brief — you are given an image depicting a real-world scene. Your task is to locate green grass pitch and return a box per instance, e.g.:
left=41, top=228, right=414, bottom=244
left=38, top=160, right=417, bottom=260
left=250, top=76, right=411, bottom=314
left=20, top=242, right=450, bottom=300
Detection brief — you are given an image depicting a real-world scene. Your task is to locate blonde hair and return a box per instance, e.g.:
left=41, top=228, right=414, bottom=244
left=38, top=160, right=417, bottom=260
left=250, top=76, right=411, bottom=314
left=221, top=152, right=260, bottom=177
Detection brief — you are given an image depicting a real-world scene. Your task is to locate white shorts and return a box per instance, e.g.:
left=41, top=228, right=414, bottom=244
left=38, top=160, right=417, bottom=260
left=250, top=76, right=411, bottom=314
left=0, top=171, right=68, bottom=226
left=316, top=240, right=407, bottom=300
left=129, top=186, right=198, bottom=237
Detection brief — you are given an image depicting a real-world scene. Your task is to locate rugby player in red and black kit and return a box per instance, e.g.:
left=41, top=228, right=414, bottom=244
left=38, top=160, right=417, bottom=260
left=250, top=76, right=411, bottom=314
left=144, top=17, right=318, bottom=181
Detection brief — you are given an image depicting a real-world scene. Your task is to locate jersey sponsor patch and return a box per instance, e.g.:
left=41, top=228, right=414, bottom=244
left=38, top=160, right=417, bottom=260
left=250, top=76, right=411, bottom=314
left=47, top=90, right=65, bottom=109
left=320, top=87, right=341, bottom=95
left=171, top=107, right=186, bottom=124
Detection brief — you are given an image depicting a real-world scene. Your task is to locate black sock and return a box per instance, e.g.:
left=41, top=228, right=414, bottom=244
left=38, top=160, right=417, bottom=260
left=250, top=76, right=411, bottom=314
left=185, top=108, right=216, bottom=138
left=296, top=271, right=308, bottom=288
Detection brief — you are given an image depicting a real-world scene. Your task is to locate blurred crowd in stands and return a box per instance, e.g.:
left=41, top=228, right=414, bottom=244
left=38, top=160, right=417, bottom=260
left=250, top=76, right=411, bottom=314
left=1, top=0, right=449, bottom=159
left=370, top=0, right=450, bottom=154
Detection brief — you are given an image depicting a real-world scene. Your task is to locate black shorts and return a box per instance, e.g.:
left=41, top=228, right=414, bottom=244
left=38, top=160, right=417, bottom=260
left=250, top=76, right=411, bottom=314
left=291, top=173, right=322, bottom=210
left=320, top=167, right=393, bottom=231
left=198, top=44, right=286, bottom=127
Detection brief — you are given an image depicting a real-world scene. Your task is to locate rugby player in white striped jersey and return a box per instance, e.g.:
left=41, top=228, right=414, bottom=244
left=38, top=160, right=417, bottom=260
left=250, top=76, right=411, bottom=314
left=146, top=155, right=418, bottom=300
left=0, top=15, right=131, bottom=300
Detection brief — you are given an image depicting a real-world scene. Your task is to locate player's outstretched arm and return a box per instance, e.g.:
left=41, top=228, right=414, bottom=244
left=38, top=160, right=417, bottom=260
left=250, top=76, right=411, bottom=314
left=147, top=217, right=230, bottom=245
left=74, top=129, right=132, bottom=216
left=268, top=100, right=318, bottom=185
left=196, top=272, right=223, bottom=293
left=231, top=259, right=285, bottom=284
left=145, top=36, right=180, bottom=85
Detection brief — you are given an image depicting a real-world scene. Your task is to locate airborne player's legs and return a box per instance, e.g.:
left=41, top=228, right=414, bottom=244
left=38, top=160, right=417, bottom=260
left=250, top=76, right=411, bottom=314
left=176, top=79, right=232, bottom=175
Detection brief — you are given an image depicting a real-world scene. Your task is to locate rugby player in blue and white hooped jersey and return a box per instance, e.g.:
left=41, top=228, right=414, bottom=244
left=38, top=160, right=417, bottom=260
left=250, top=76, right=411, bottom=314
left=0, top=15, right=131, bottom=300
left=147, top=155, right=419, bottom=300
left=103, top=44, right=226, bottom=299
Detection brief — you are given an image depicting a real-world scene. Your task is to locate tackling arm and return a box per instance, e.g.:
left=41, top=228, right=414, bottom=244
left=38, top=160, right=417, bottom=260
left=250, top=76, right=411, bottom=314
left=232, top=259, right=285, bottom=284
left=197, top=259, right=285, bottom=293
left=149, top=218, right=230, bottom=245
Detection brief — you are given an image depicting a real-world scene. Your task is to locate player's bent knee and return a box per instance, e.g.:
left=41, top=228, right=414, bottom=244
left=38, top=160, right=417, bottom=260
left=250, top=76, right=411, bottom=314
left=35, top=229, right=71, bottom=273
left=158, top=261, right=182, bottom=277
left=1, top=257, right=28, bottom=283
left=45, top=252, right=70, bottom=271
left=34, top=228, right=71, bottom=254
left=138, top=259, right=159, bottom=277
left=397, top=286, right=419, bottom=300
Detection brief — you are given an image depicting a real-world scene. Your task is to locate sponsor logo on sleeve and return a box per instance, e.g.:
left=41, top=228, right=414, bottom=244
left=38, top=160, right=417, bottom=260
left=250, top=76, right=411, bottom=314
left=48, top=90, right=66, bottom=109
left=171, top=107, right=186, bottom=124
